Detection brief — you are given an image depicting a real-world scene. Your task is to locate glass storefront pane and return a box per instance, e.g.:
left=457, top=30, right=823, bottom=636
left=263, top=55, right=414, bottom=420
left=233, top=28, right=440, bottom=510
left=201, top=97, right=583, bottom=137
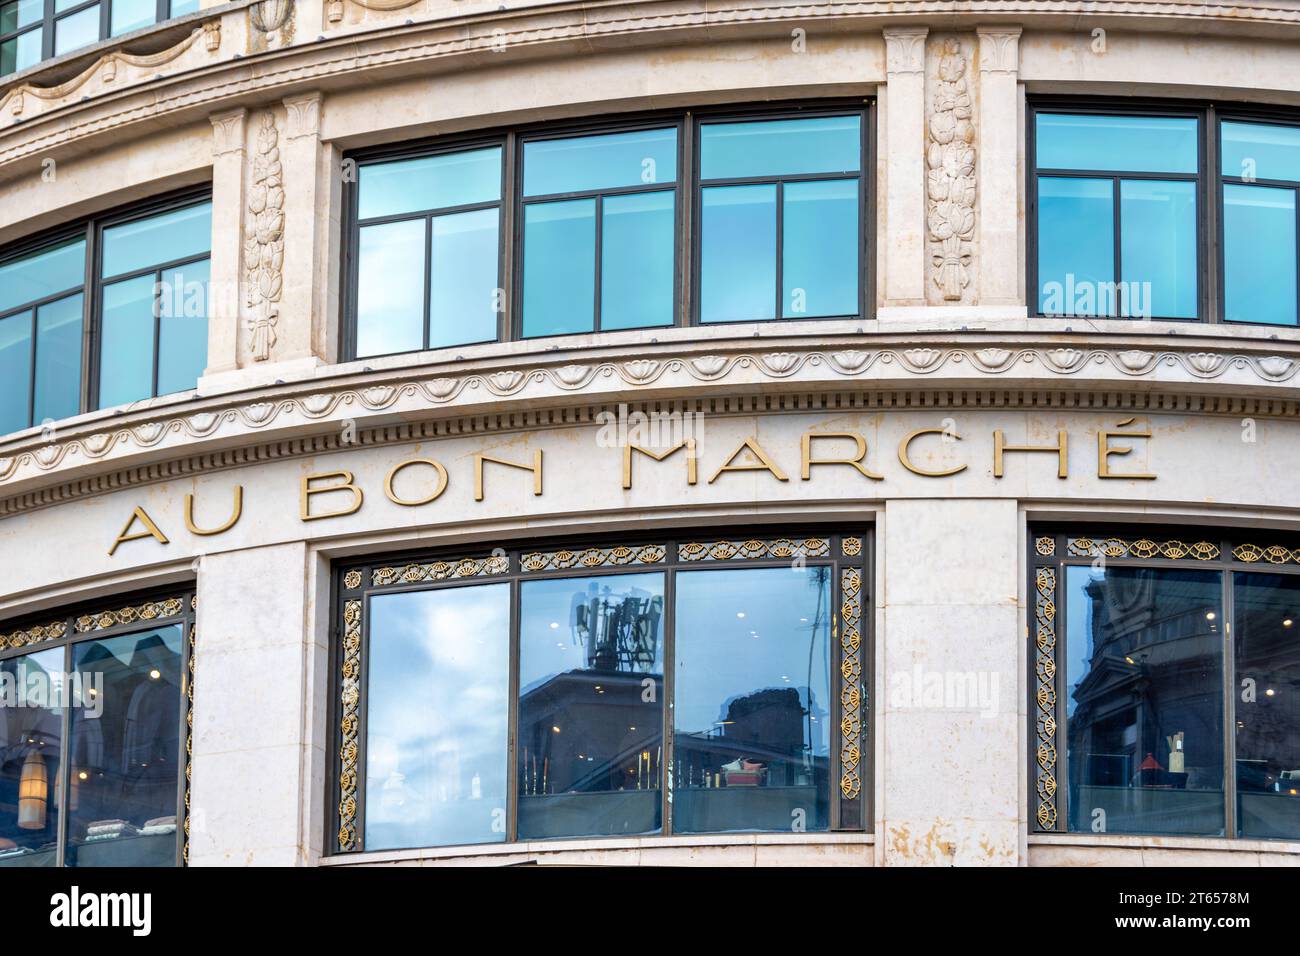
left=98, top=274, right=156, bottom=409
left=782, top=178, right=858, bottom=318
left=600, top=190, right=674, bottom=330
left=0, top=648, right=63, bottom=867
left=358, top=147, right=501, bottom=220
left=33, top=293, right=83, bottom=425
left=54, top=6, right=99, bottom=57
left=517, top=573, right=665, bottom=839
left=700, top=115, right=860, bottom=180
left=674, top=566, right=832, bottom=833
left=156, top=260, right=208, bottom=396
left=1224, top=183, right=1297, bottom=326
left=0, top=26, right=40, bottom=77
left=1037, top=113, right=1198, bottom=174
left=700, top=184, right=776, bottom=323
left=0, top=309, right=33, bottom=435
left=364, top=584, right=510, bottom=850
left=111, top=0, right=156, bottom=35
left=1119, top=179, right=1197, bottom=318
left=1037, top=176, right=1114, bottom=316
left=523, top=128, right=677, bottom=197
left=355, top=219, right=425, bottom=358
left=521, top=199, right=595, bottom=338
left=1234, top=572, right=1300, bottom=840
left=1222, top=121, right=1300, bottom=184
left=1, top=0, right=42, bottom=31
left=429, top=207, right=499, bottom=349
left=101, top=202, right=212, bottom=280
left=65, top=626, right=184, bottom=867
left=0, top=239, right=85, bottom=316
left=1064, top=565, right=1224, bottom=836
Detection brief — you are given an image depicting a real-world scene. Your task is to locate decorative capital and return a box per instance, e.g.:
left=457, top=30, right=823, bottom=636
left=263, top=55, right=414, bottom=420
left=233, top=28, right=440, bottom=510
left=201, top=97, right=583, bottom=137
left=209, top=107, right=247, bottom=157
left=884, top=27, right=928, bottom=76
left=977, top=26, right=1021, bottom=75
left=282, top=92, right=323, bottom=141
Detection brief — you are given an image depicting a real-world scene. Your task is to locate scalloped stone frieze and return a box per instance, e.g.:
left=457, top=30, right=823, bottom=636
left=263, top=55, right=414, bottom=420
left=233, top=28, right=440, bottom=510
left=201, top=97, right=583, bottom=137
left=622, top=360, right=660, bottom=383
left=1187, top=352, right=1225, bottom=375
left=1116, top=349, right=1154, bottom=372
left=690, top=356, right=728, bottom=377
left=1259, top=356, right=1295, bottom=378
left=973, top=347, right=1012, bottom=370
left=426, top=378, right=458, bottom=400
left=830, top=350, right=871, bottom=373
left=555, top=365, right=589, bottom=387
left=301, top=394, right=334, bottom=416
left=489, top=370, right=524, bottom=392
left=1044, top=348, right=1084, bottom=371
left=904, top=348, right=943, bottom=370
left=761, top=352, right=801, bottom=375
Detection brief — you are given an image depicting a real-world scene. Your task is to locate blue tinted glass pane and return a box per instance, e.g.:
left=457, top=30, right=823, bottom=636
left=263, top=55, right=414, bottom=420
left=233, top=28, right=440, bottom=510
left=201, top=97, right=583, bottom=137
left=700, top=116, right=860, bottom=180
left=601, top=191, right=674, bottom=330
left=65, top=627, right=184, bottom=867
left=517, top=572, right=665, bottom=839
left=521, top=199, right=595, bottom=338
left=1, top=0, right=41, bottom=30
left=33, top=293, right=82, bottom=425
left=169, top=0, right=198, bottom=14
left=523, top=129, right=677, bottom=197
left=157, top=260, right=208, bottom=395
left=1037, top=113, right=1198, bottom=174
left=55, top=6, right=99, bottom=57
left=0, top=239, right=85, bottom=314
left=355, top=219, right=425, bottom=358
left=1224, top=183, right=1297, bottom=326
left=0, top=310, right=32, bottom=434
left=1120, top=179, right=1197, bottom=318
left=365, top=584, right=510, bottom=850
left=53, top=0, right=79, bottom=12
left=358, top=147, right=501, bottom=220
left=111, top=0, right=154, bottom=35
left=102, top=202, right=212, bottom=279
left=430, top=208, right=499, bottom=348
left=98, top=275, right=155, bottom=408
left=0, top=649, right=62, bottom=866
left=1222, top=121, right=1300, bottom=184
left=783, top=179, right=858, bottom=317
left=1037, top=177, right=1114, bottom=316
left=674, top=566, right=831, bottom=834
left=701, top=184, right=775, bottom=323
left=0, top=28, right=42, bottom=77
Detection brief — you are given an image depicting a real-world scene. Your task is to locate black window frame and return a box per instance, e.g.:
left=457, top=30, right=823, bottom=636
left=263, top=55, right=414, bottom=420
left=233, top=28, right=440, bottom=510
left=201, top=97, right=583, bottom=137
left=1030, top=525, right=1300, bottom=840
left=0, top=185, right=212, bottom=436
left=340, top=99, right=875, bottom=362
left=329, top=527, right=872, bottom=855
left=0, top=0, right=190, bottom=79
left=0, top=587, right=197, bottom=867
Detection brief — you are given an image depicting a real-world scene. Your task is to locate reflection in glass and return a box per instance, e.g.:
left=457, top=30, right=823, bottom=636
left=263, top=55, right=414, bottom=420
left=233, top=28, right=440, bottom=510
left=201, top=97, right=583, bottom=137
left=701, top=184, right=776, bottom=323
left=98, top=274, right=155, bottom=408
left=674, top=566, right=831, bottom=833
left=355, top=219, right=425, bottom=358
left=1036, top=113, right=1198, bottom=174
left=156, top=261, right=208, bottom=396
left=0, top=239, right=85, bottom=315
left=1222, top=121, right=1300, bottom=184
left=0, top=649, right=62, bottom=867
left=521, top=199, right=595, bottom=337
left=700, top=116, right=861, bottom=180
left=517, top=573, right=665, bottom=839
left=0, top=26, right=41, bottom=77
left=600, top=191, right=674, bottom=330
left=1224, top=184, right=1297, bottom=326
left=358, top=147, right=501, bottom=220
left=169, top=0, right=198, bottom=15
left=111, top=0, right=155, bottom=35
left=1119, top=179, right=1197, bottom=318
left=365, top=584, right=510, bottom=850
left=33, top=293, right=83, bottom=424
left=783, top=179, right=858, bottom=317
left=1, top=0, right=42, bottom=31
left=524, top=129, right=677, bottom=197
left=430, top=208, right=499, bottom=348
left=1037, top=177, right=1113, bottom=315
left=1234, top=573, right=1300, bottom=839
left=102, top=203, right=212, bottom=280
left=0, top=310, right=32, bottom=435
left=1065, top=565, right=1224, bottom=835
left=54, top=7, right=99, bottom=57
left=65, top=626, right=183, bottom=867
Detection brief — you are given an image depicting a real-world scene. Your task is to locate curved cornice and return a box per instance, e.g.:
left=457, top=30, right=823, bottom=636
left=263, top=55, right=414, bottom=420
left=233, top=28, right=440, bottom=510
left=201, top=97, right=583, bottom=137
left=4, top=333, right=1300, bottom=511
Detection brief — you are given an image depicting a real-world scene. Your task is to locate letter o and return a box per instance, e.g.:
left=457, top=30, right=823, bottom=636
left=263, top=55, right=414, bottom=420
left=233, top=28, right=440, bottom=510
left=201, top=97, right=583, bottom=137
left=384, top=458, right=449, bottom=507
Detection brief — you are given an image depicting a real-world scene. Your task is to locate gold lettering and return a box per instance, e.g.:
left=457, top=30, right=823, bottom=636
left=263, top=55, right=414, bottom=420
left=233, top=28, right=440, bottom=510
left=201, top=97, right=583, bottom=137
left=897, top=428, right=967, bottom=477
left=384, top=458, right=449, bottom=506
left=993, top=430, right=1068, bottom=479
left=1098, top=418, right=1156, bottom=480
left=184, top=485, right=243, bottom=536
left=475, top=451, right=543, bottom=502
left=300, top=471, right=364, bottom=521
left=623, top=441, right=698, bottom=490
left=801, top=431, right=883, bottom=480
left=108, top=507, right=170, bottom=556
left=708, top=438, right=789, bottom=484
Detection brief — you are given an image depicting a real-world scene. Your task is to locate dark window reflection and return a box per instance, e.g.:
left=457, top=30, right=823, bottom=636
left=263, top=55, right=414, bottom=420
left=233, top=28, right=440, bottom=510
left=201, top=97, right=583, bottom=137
left=65, top=626, right=183, bottom=867
left=1065, top=566, right=1224, bottom=835
left=517, top=573, right=665, bottom=839
left=674, top=566, right=831, bottom=833
left=365, top=584, right=510, bottom=849
left=0, top=649, right=62, bottom=867
left=1234, top=572, right=1300, bottom=839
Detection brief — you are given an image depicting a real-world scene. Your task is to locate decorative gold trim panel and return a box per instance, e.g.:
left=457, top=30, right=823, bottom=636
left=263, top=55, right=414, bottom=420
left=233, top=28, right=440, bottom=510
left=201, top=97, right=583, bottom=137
left=839, top=567, right=863, bottom=800
left=1232, top=543, right=1300, bottom=565
left=0, top=619, right=66, bottom=650
left=1033, top=566, right=1057, bottom=831
left=1034, top=536, right=1054, bottom=556
left=74, top=596, right=185, bottom=633
left=337, top=599, right=362, bottom=852
left=372, top=554, right=509, bottom=587
left=1066, top=536, right=1220, bottom=561
left=521, top=545, right=666, bottom=572
left=678, top=537, right=830, bottom=562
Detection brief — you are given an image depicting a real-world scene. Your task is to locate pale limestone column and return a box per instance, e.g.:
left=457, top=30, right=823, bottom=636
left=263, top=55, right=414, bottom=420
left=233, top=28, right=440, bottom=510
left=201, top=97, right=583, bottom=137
left=976, top=27, right=1024, bottom=309
left=279, top=92, right=333, bottom=364
left=879, top=498, right=1021, bottom=865
left=190, top=542, right=328, bottom=865
left=204, top=108, right=247, bottom=379
left=881, top=28, right=928, bottom=308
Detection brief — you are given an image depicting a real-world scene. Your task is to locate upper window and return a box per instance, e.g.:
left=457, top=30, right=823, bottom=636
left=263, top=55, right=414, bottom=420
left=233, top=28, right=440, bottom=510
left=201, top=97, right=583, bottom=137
left=0, top=0, right=198, bottom=78
left=0, top=194, right=211, bottom=437
left=345, top=105, right=870, bottom=360
left=333, top=532, right=869, bottom=853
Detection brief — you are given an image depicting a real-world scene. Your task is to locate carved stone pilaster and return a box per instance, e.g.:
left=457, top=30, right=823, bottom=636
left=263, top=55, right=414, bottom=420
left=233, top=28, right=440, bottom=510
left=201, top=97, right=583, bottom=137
left=244, top=112, right=285, bottom=364
left=884, top=27, right=927, bottom=76
left=926, top=36, right=977, bottom=304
